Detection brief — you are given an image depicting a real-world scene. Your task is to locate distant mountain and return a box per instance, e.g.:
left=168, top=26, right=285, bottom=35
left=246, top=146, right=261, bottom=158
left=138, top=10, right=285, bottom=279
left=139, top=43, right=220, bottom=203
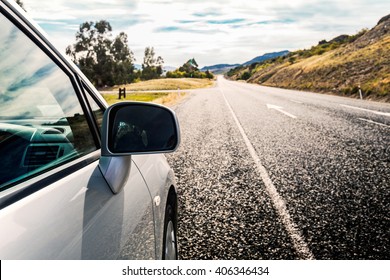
left=242, top=50, right=289, bottom=66
left=200, top=64, right=240, bottom=74
left=200, top=51, right=289, bottom=74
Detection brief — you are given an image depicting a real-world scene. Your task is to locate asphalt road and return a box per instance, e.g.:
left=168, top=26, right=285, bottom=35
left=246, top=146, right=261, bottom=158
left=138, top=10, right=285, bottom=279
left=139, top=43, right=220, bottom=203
left=166, top=76, right=390, bottom=260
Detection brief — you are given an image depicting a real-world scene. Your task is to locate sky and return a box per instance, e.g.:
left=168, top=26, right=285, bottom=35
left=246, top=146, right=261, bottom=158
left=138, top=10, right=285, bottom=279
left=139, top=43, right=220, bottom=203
left=21, top=0, right=390, bottom=68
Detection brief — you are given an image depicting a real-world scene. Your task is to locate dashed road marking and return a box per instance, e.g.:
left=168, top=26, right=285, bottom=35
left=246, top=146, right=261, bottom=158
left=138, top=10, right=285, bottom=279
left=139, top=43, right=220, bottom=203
left=221, top=89, right=315, bottom=260
left=267, top=104, right=297, bottom=119
left=358, top=118, right=390, bottom=128
left=340, top=104, right=390, bottom=117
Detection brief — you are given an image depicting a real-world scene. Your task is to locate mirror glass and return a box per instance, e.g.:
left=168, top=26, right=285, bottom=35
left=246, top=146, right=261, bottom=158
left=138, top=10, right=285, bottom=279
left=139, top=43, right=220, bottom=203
left=108, top=104, right=178, bottom=153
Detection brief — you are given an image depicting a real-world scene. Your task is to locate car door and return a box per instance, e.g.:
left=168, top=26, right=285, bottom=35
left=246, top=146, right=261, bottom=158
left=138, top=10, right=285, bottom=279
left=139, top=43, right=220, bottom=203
left=0, top=2, right=155, bottom=259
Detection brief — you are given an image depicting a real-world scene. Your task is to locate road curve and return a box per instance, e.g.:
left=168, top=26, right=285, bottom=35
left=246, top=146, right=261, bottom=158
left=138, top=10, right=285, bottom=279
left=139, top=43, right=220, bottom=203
left=166, top=76, right=390, bottom=260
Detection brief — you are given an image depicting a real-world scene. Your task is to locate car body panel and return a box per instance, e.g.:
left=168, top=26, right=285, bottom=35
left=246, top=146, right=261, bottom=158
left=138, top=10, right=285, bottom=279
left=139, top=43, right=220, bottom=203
left=0, top=159, right=156, bottom=259
left=133, top=154, right=177, bottom=258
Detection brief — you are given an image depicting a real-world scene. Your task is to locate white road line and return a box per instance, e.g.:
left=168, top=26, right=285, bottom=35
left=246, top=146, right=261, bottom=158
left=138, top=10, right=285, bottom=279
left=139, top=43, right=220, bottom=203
left=290, top=100, right=303, bottom=104
left=221, top=90, right=314, bottom=260
left=340, top=104, right=390, bottom=117
left=267, top=104, right=297, bottom=119
left=358, top=118, right=390, bottom=128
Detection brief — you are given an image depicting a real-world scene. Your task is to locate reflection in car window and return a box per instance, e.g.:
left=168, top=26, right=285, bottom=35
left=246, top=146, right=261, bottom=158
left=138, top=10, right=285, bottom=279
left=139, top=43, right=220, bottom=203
left=0, top=13, right=97, bottom=189
left=83, top=84, right=104, bottom=134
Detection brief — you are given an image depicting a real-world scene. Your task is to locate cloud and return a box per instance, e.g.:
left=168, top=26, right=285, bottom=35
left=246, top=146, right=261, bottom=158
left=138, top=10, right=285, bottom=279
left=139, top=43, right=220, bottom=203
left=24, top=0, right=390, bottom=67
left=155, top=25, right=225, bottom=34
left=192, top=11, right=222, bottom=17
left=155, top=26, right=181, bottom=32
left=176, top=20, right=199, bottom=24
left=206, top=18, right=246, bottom=25
left=252, top=19, right=296, bottom=25
left=230, top=18, right=296, bottom=29
left=25, top=0, right=138, bottom=24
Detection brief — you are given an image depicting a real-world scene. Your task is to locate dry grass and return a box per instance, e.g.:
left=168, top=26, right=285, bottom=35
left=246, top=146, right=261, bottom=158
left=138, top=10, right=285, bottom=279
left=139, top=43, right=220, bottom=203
left=101, top=91, right=187, bottom=106
left=113, top=78, right=214, bottom=91
left=153, top=92, right=187, bottom=106
left=290, top=37, right=390, bottom=72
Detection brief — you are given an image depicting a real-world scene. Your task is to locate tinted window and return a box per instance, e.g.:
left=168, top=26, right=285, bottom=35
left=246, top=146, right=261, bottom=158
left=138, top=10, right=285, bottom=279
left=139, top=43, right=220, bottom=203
left=83, top=84, right=104, bottom=134
left=0, top=13, right=97, bottom=189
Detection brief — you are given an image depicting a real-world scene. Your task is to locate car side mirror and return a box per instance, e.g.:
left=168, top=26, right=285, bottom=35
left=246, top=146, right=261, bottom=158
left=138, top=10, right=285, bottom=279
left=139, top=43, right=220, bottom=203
left=99, top=102, right=180, bottom=194
left=101, top=102, right=180, bottom=156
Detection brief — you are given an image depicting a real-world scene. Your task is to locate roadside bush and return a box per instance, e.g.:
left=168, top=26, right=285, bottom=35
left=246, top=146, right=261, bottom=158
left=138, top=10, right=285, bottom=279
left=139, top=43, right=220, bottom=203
left=166, top=69, right=212, bottom=79
left=240, top=71, right=251, bottom=80
left=288, top=57, right=296, bottom=64
left=227, top=66, right=243, bottom=77
left=205, top=70, right=214, bottom=79
left=166, top=70, right=186, bottom=78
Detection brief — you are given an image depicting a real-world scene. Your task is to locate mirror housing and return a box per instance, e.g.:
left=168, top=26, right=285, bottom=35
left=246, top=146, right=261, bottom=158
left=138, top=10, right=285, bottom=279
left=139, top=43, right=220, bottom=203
left=101, top=102, right=180, bottom=156
left=99, top=102, right=180, bottom=194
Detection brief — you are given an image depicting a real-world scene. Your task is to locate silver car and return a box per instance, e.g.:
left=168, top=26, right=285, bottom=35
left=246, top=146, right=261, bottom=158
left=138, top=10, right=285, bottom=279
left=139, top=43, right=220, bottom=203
left=0, top=0, right=180, bottom=259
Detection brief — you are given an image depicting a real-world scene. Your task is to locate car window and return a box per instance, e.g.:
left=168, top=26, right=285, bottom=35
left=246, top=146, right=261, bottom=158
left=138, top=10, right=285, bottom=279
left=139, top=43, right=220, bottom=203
left=0, top=12, right=97, bottom=189
left=83, top=84, right=104, bottom=134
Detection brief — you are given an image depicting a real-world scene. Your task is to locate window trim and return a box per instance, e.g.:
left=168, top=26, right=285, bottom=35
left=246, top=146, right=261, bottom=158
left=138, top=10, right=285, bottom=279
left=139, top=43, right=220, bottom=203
left=79, top=78, right=107, bottom=146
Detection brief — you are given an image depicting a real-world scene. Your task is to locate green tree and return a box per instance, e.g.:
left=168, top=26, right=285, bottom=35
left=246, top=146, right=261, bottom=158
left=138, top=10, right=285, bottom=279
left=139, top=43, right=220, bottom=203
left=168, top=58, right=212, bottom=79
left=112, top=32, right=136, bottom=84
left=66, top=20, right=135, bottom=87
left=179, top=58, right=199, bottom=76
left=93, top=21, right=114, bottom=87
left=205, top=70, right=214, bottom=79
left=141, top=47, right=164, bottom=80
left=66, top=21, right=112, bottom=86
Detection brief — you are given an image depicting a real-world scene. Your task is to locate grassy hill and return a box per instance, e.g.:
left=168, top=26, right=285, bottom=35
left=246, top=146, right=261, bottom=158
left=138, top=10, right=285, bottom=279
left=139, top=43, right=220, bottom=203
left=227, top=14, right=390, bottom=101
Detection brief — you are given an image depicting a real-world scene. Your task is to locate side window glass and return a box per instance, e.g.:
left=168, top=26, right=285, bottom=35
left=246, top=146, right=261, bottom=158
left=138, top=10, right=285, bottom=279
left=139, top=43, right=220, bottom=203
left=0, top=13, right=97, bottom=189
left=83, top=84, right=104, bottom=133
